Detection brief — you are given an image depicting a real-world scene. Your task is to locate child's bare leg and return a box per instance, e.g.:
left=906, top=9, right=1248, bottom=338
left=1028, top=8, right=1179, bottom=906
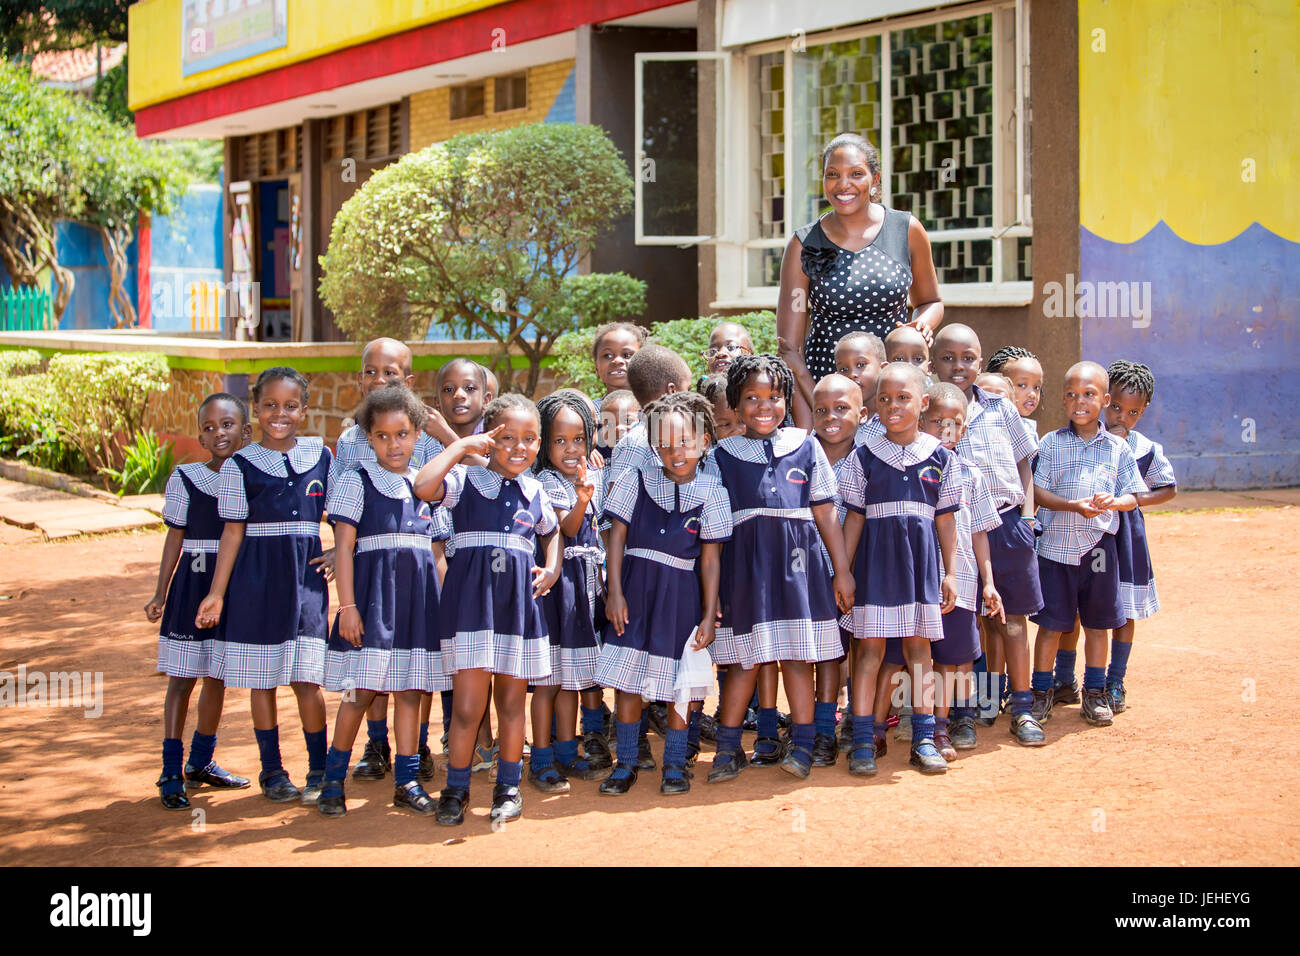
left=492, top=676, right=528, bottom=766
left=815, top=658, right=842, bottom=704
left=448, top=670, right=492, bottom=771
left=393, top=690, right=422, bottom=757
left=418, top=691, right=433, bottom=726
left=719, top=663, right=761, bottom=727
left=778, top=661, right=814, bottom=724
left=757, top=662, right=779, bottom=709
left=530, top=684, right=560, bottom=751
left=194, top=677, right=225, bottom=736
left=290, top=681, right=327, bottom=734
left=330, top=689, right=377, bottom=752
left=164, top=677, right=198, bottom=740
left=901, top=637, right=934, bottom=716
left=366, top=692, right=389, bottom=730
left=554, top=689, right=579, bottom=743
left=934, top=663, right=954, bottom=719
left=1000, top=615, right=1031, bottom=694
left=1058, top=621, right=1082, bottom=653
left=250, top=687, right=278, bottom=730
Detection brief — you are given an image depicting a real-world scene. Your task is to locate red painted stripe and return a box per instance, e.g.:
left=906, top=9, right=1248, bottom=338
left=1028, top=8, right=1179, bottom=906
left=136, top=0, right=684, bottom=136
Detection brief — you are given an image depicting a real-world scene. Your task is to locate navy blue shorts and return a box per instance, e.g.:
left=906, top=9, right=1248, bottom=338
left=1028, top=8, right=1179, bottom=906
left=1031, top=534, right=1125, bottom=632
left=932, top=607, right=981, bottom=666
left=984, top=506, right=1045, bottom=616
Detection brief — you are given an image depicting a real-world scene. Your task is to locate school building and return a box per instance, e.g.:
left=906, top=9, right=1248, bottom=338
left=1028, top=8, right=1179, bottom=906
left=111, top=1, right=1291, bottom=487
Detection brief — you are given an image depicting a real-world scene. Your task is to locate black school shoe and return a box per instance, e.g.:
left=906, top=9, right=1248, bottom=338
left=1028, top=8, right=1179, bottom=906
left=847, top=743, right=877, bottom=776
left=394, top=780, right=437, bottom=816
left=258, top=770, right=301, bottom=803
left=184, top=761, right=251, bottom=790
left=1053, top=676, right=1081, bottom=705
left=749, top=736, right=784, bottom=767
left=418, top=745, right=436, bottom=782
left=1031, top=688, right=1054, bottom=723
left=1080, top=687, right=1114, bottom=727
left=811, top=733, right=839, bottom=767
left=353, top=739, right=391, bottom=780
left=317, top=785, right=347, bottom=818
left=490, top=783, right=523, bottom=823
left=949, top=715, right=979, bottom=750
left=706, top=747, right=748, bottom=783
left=156, top=774, right=191, bottom=811
left=435, top=786, right=470, bottom=826
left=698, top=712, right=719, bottom=743
left=599, top=765, right=639, bottom=795
left=527, top=761, right=571, bottom=794
left=660, top=766, right=690, bottom=795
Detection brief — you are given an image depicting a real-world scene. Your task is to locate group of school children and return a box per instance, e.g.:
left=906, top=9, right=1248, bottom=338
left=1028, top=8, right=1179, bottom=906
left=147, top=317, right=1176, bottom=827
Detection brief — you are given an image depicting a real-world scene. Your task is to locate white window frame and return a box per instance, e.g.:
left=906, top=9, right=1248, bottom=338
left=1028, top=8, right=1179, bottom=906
left=633, top=51, right=731, bottom=246
left=705, top=0, right=1033, bottom=310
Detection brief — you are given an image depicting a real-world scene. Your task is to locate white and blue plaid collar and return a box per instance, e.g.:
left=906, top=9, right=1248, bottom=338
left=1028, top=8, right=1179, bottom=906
left=237, top=437, right=325, bottom=477
left=178, top=461, right=222, bottom=496
left=718, top=426, right=807, bottom=463
left=468, top=466, right=541, bottom=504
left=639, top=465, right=721, bottom=512
left=356, top=459, right=417, bottom=500
left=864, top=429, right=940, bottom=471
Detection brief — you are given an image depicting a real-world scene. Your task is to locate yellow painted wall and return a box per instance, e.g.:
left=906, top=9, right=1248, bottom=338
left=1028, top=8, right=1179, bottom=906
left=1078, top=0, right=1298, bottom=243
left=409, top=59, right=575, bottom=148
left=128, top=0, right=512, bottom=111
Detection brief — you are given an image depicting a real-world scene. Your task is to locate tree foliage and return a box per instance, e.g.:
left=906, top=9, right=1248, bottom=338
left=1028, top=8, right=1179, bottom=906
left=0, top=60, right=186, bottom=325
left=319, top=122, right=644, bottom=394
left=1, top=0, right=130, bottom=60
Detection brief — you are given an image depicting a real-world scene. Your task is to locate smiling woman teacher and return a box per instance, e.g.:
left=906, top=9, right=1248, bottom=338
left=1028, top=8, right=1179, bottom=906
left=777, top=133, right=944, bottom=428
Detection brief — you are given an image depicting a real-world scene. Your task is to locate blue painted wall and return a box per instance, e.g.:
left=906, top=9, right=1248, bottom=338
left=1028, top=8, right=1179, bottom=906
left=147, top=184, right=225, bottom=333
left=1079, top=222, right=1299, bottom=489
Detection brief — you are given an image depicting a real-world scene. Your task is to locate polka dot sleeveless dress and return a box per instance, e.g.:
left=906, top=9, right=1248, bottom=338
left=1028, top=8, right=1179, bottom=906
left=796, top=207, right=913, bottom=381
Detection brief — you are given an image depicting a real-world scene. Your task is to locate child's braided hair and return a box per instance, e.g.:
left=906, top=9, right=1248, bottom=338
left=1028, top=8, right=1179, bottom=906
left=725, top=353, right=794, bottom=425
left=1106, top=360, right=1155, bottom=403
left=985, top=345, right=1037, bottom=373
left=642, top=391, right=717, bottom=454
left=534, top=390, right=596, bottom=474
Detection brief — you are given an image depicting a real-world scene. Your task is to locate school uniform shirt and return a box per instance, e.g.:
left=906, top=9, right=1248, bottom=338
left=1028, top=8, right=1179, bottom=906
left=1033, top=425, right=1148, bottom=565
left=956, top=384, right=1038, bottom=512
left=606, top=421, right=722, bottom=487
left=156, top=462, right=226, bottom=678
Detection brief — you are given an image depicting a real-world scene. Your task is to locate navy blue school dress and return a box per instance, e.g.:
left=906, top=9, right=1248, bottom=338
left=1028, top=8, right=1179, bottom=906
left=841, top=430, right=962, bottom=641
left=1116, top=429, right=1175, bottom=620
left=436, top=465, right=558, bottom=681
left=594, top=465, right=732, bottom=700
left=534, top=468, right=605, bottom=691
left=332, top=423, right=452, bottom=543
left=212, top=438, right=331, bottom=689
left=323, top=460, right=448, bottom=694
left=157, top=463, right=226, bottom=678
left=936, top=453, right=1001, bottom=665
left=713, top=427, right=843, bottom=670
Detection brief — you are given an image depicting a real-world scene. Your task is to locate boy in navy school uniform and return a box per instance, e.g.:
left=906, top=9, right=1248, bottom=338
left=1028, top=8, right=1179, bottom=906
left=1027, top=361, right=1147, bottom=728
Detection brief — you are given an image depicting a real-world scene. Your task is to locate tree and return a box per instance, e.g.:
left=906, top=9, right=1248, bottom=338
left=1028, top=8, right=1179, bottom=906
left=1, top=1, right=130, bottom=61
left=319, top=122, right=646, bottom=394
left=0, top=60, right=185, bottom=325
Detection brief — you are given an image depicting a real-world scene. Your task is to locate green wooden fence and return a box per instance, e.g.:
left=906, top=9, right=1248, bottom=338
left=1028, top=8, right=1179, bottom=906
left=0, top=286, right=52, bottom=331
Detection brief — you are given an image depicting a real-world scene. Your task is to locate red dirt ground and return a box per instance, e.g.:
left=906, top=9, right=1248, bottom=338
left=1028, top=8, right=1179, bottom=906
left=1, top=507, right=1296, bottom=866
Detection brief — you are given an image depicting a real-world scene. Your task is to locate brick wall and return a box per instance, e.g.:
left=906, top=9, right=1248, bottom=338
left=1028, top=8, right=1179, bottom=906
left=409, top=59, right=576, bottom=149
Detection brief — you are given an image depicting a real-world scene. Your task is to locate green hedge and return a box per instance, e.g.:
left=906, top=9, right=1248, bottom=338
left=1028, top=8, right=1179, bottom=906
left=0, top=371, right=86, bottom=473
left=550, top=311, right=778, bottom=395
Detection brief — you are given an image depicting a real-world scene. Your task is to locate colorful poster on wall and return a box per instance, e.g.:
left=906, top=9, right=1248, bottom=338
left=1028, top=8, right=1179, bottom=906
left=182, top=0, right=288, bottom=77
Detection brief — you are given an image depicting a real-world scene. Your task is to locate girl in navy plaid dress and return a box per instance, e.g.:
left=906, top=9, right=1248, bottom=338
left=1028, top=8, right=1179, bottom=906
left=196, top=367, right=332, bottom=806
left=529, top=391, right=612, bottom=791
left=413, top=394, right=562, bottom=826
left=708, top=356, right=855, bottom=784
left=146, top=393, right=253, bottom=810
left=596, top=392, right=731, bottom=796
left=316, top=386, right=448, bottom=818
